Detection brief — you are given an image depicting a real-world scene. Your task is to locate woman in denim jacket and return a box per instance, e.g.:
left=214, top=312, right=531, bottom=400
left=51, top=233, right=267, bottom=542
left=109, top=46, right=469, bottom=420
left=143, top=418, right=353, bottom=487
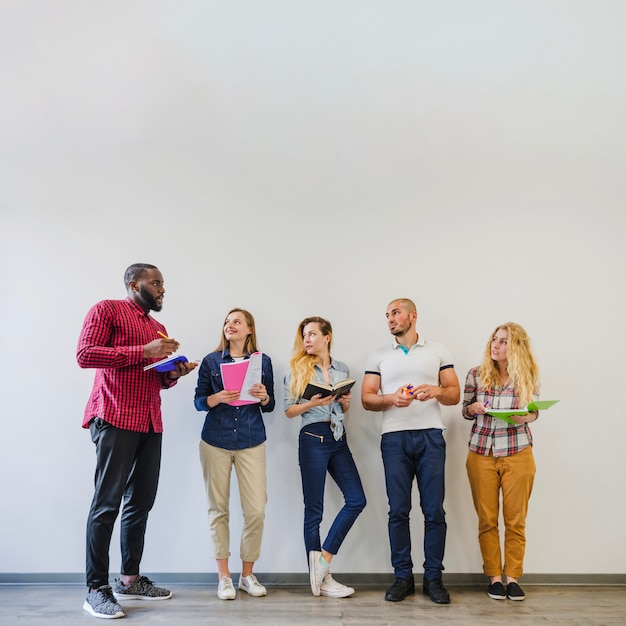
left=194, top=308, right=275, bottom=601
left=284, top=316, right=366, bottom=598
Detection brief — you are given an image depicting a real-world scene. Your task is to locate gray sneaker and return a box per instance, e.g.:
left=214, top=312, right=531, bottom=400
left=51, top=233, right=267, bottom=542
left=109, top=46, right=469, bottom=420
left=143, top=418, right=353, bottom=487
left=113, top=576, right=172, bottom=601
left=83, top=585, right=125, bottom=619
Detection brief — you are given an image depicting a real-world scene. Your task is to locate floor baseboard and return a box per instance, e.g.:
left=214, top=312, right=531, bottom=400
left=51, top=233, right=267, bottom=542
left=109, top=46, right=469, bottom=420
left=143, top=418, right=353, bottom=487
left=1, top=572, right=625, bottom=585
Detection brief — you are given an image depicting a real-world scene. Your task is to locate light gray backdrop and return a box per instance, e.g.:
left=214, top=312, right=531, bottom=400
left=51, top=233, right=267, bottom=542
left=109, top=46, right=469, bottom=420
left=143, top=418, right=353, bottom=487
left=1, top=0, right=625, bottom=579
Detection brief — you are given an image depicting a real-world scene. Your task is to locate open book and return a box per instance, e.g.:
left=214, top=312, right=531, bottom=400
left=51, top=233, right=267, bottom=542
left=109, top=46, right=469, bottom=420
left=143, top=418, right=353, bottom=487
left=486, top=400, right=559, bottom=423
left=302, top=378, right=356, bottom=400
left=143, top=355, right=189, bottom=372
left=220, top=352, right=263, bottom=406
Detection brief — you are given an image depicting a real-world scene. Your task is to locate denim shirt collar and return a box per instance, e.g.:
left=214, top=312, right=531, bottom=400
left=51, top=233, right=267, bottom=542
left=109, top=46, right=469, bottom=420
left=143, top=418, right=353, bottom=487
left=313, top=358, right=342, bottom=378
left=222, top=347, right=250, bottom=361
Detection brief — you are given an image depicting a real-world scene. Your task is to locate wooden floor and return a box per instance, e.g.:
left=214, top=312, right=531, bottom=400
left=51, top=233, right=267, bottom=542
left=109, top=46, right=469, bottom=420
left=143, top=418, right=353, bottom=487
left=1, top=583, right=625, bottom=625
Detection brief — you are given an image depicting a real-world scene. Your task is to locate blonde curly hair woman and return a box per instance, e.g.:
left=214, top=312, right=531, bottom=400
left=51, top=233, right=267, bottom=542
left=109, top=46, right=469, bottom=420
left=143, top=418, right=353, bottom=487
left=463, top=322, right=540, bottom=602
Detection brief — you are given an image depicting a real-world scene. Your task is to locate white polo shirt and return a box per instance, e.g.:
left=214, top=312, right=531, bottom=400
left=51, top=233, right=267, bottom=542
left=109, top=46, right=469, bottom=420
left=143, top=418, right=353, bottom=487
left=364, top=337, right=454, bottom=435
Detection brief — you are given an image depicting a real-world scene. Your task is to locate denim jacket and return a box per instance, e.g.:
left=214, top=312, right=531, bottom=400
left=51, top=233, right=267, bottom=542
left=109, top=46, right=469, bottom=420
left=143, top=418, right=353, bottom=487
left=194, top=349, right=275, bottom=450
left=283, top=359, right=350, bottom=432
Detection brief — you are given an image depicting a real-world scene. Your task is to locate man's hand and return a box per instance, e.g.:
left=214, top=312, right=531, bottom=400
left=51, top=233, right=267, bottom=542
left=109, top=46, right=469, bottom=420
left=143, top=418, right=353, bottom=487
left=393, top=386, right=415, bottom=408
left=410, top=384, right=435, bottom=402
left=168, top=360, right=198, bottom=380
left=144, top=338, right=180, bottom=359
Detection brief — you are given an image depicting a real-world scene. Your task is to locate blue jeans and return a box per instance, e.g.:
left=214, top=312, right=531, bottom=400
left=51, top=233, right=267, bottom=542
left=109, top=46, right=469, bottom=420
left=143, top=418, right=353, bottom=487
left=299, top=422, right=366, bottom=557
left=381, top=429, right=447, bottom=580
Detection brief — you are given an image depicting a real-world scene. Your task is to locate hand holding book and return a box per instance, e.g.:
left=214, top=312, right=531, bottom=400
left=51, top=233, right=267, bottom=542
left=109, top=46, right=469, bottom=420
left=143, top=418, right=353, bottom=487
left=220, top=352, right=264, bottom=406
left=486, top=400, right=559, bottom=424
left=302, top=378, right=356, bottom=400
left=144, top=355, right=189, bottom=372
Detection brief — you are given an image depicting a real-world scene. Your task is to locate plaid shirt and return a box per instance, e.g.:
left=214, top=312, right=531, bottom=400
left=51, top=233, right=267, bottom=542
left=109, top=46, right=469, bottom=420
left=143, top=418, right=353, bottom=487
left=77, top=297, right=177, bottom=432
left=462, top=366, right=537, bottom=458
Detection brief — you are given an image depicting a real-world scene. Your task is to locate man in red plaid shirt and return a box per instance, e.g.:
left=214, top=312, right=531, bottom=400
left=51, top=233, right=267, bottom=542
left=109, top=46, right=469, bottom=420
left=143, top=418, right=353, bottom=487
left=77, top=263, right=197, bottom=619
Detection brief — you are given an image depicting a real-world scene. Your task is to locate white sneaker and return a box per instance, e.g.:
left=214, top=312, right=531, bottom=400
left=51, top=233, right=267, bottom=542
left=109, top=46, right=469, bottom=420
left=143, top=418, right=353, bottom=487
left=217, top=577, right=236, bottom=600
left=308, top=550, right=327, bottom=597
left=320, top=573, right=355, bottom=598
left=238, top=574, right=267, bottom=597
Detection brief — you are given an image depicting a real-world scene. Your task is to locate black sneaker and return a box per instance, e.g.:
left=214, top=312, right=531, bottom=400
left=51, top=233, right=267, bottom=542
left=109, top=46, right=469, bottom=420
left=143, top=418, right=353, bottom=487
left=507, top=581, right=526, bottom=601
left=487, top=581, right=507, bottom=600
left=384, top=576, right=415, bottom=602
left=423, top=577, right=450, bottom=604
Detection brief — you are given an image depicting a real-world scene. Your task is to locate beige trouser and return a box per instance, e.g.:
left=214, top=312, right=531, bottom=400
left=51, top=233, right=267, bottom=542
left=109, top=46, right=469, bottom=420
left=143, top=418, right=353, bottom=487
left=199, top=440, right=267, bottom=562
left=466, top=446, right=536, bottom=579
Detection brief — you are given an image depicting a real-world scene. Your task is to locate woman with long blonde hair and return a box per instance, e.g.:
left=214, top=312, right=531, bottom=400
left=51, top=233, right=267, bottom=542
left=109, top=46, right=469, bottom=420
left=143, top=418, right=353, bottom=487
left=462, top=322, right=540, bottom=602
left=284, top=316, right=366, bottom=598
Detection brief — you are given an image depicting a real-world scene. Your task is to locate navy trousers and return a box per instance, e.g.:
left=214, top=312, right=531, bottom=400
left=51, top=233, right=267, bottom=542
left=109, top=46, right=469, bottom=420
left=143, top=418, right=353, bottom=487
left=298, top=422, right=366, bottom=558
left=381, top=428, right=447, bottom=580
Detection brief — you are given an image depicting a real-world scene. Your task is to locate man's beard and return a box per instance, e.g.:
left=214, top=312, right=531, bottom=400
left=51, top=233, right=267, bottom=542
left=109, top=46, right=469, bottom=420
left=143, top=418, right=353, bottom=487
left=391, top=325, right=408, bottom=337
left=139, top=285, right=162, bottom=312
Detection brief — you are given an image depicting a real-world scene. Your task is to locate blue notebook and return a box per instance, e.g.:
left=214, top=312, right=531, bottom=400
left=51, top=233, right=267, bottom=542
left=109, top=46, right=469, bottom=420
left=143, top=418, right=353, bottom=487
left=143, top=355, right=189, bottom=372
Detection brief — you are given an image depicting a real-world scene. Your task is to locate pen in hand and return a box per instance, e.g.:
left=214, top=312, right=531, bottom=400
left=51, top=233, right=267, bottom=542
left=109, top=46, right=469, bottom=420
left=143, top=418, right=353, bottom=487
left=157, top=330, right=180, bottom=353
left=158, top=331, right=179, bottom=345
left=474, top=400, right=489, bottom=416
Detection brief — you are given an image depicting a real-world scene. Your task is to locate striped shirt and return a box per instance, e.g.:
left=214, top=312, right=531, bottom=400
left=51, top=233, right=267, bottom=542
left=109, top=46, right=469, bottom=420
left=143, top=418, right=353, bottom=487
left=462, top=366, right=538, bottom=458
left=77, top=297, right=176, bottom=432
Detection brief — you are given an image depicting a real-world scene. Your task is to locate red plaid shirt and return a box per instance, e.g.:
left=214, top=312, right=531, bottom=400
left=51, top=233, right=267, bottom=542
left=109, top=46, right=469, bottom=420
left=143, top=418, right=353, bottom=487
left=77, top=297, right=177, bottom=432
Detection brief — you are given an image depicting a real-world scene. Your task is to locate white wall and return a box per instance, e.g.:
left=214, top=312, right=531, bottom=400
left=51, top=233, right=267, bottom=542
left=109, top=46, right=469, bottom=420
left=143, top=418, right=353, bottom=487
left=1, top=1, right=625, bottom=577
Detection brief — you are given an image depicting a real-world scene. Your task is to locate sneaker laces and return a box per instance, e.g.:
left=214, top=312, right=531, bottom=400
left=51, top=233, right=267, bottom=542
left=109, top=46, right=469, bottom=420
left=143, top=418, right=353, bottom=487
left=220, top=577, right=235, bottom=591
left=89, top=585, right=121, bottom=611
left=135, top=575, right=155, bottom=590
left=322, top=574, right=345, bottom=591
left=97, top=585, right=117, bottom=601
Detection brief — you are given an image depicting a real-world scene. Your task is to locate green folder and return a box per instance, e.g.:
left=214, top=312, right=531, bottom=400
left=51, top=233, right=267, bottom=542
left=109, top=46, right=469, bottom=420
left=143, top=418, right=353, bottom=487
left=486, top=400, right=559, bottom=424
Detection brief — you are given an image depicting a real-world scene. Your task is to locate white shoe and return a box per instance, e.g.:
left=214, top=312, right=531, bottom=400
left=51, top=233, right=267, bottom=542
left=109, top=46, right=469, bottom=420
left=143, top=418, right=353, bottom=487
left=320, top=573, right=355, bottom=598
left=308, top=550, right=327, bottom=597
left=238, top=574, right=267, bottom=597
left=217, top=577, right=236, bottom=600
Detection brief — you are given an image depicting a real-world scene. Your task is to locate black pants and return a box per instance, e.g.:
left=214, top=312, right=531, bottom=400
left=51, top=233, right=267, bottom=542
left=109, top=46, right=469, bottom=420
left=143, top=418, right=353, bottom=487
left=86, top=418, right=162, bottom=589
